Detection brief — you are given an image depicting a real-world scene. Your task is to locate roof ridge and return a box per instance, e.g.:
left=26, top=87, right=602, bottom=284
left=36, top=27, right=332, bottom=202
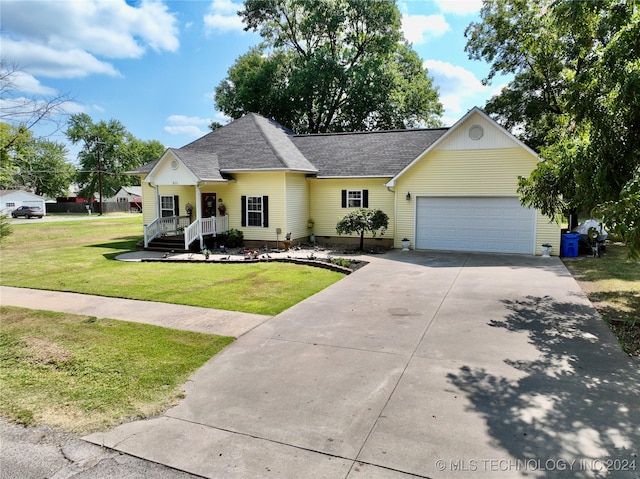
left=249, top=113, right=297, bottom=169
left=293, top=127, right=450, bottom=138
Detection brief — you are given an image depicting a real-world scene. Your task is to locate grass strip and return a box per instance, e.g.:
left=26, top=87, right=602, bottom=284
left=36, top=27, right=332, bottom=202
left=562, top=242, right=639, bottom=356
left=0, top=306, right=234, bottom=433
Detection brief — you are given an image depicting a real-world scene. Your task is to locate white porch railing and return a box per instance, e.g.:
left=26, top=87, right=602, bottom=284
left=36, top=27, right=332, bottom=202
left=144, top=216, right=190, bottom=248
left=183, top=215, right=229, bottom=250
left=145, top=215, right=230, bottom=250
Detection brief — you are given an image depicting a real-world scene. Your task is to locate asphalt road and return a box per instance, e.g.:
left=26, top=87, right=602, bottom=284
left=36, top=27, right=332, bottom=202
left=0, top=418, right=203, bottom=479
left=6, top=214, right=138, bottom=225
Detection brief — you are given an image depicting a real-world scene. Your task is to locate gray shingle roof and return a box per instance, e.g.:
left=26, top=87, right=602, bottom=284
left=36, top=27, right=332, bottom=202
left=179, top=113, right=316, bottom=174
left=132, top=113, right=449, bottom=179
left=291, top=128, right=448, bottom=177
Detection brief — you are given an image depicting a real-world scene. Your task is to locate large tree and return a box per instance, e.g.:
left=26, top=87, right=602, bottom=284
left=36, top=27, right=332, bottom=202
left=215, top=0, right=442, bottom=133
left=65, top=114, right=165, bottom=202
left=465, top=0, right=640, bottom=255
left=0, top=122, right=74, bottom=197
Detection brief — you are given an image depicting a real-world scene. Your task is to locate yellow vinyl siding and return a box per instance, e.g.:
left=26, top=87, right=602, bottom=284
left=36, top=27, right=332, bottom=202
left=398, top=148, right=537, bottom=195
left=156, top=185, right=194, bottom=214
left=394, top=147, right=561, bottom=253
left=438, top=114, right=524, bottom=151
left=535, top=211, right=562, bottom=256
left=142, top=184, right=193, bottom=224
left=147, top=151, right=197, bottom=186
left=230, top=172, right=285, bottom=242
left=309, top=178, right=395, bottom=239
left=141, top=179, right=156, bottom=225
left=284, top=173, right=310, bottom=241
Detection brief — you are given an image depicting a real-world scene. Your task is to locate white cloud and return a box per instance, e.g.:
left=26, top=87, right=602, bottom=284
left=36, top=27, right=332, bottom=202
left=0, top=68, right=57, bottom=96
left=491, top=82, right=508, bottom=98
left=204, top=0, right=245, bottom=33
left=424, top=59, right=489, bottom=115
left=434, top=0, right=482, bottom=15
left=401, top=13, right=449, bottom=45
left=165, top=115, right=213, bottom=137
left=166, top=115, right=212, bottom=126
left=0, top=0, right=178, bottom=80
left=164, top=125, right=208, bottom=137
left=211, top=111, right=231, bottom=125
left=1, top=39, right=120, bottom=79
left=59, top=101, right=90, bottom=115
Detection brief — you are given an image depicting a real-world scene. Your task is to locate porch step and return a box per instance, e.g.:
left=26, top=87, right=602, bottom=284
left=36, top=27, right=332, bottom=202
left=146, top=234, right=194, bottom=253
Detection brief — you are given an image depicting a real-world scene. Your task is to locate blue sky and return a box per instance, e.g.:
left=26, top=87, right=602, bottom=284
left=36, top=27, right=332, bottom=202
left=1, top=0, right=510, bottom=160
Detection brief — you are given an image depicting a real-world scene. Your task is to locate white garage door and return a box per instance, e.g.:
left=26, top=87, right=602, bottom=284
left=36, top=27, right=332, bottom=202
left=415, top=197, right=535, bottom=254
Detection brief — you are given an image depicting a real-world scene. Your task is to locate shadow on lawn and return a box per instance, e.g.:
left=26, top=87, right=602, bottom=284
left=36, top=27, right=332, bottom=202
left=448, top=295, right=640, bottom=478
left=87, top=237, right=141, bottom=260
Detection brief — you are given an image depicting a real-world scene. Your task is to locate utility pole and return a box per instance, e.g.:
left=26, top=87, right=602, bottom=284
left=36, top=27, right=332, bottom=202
left=95, top=136, right=105, bottom=215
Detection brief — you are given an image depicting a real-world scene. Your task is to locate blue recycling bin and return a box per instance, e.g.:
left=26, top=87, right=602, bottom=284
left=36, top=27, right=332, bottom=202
left=561, top=233, right=580, bottom=257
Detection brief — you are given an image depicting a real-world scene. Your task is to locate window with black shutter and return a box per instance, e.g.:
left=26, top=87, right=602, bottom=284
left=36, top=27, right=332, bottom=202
left=341, top=189, right=368, bottom=208
left=242, top=195, right=269, bottom=227
left=160, top=195, right=174, bottom=217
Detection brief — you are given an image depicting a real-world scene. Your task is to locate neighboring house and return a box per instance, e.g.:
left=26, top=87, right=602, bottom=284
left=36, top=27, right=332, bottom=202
left=108, top=186, right=142, bottom=211
left=0, top=190, right=46, bottom=216
left=130, top=107, right=561, bottom=255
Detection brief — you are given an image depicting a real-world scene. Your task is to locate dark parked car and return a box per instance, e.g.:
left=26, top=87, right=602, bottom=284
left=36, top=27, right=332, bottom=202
left=11, top=206, right=44, bottom=218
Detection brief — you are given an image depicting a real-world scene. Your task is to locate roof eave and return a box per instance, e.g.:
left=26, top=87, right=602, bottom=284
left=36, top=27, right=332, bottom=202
left=222, top=168, right=318, bottom=174
left=314, top=175, right=394, bottom=179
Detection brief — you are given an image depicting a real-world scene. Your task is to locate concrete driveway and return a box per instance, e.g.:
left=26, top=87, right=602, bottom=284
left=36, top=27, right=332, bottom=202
left=83, top=251, right=639, bottom=479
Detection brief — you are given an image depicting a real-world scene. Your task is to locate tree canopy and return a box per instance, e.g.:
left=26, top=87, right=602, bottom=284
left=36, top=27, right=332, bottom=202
left=65, top=114, right=165, bottom=201
left=215, top=0, right=442, bottom=133
left=465, top=0, right=640, bottom=255
left=336, top=208, right=389, bottom=251
left=0, top=122, right=74, bottom=198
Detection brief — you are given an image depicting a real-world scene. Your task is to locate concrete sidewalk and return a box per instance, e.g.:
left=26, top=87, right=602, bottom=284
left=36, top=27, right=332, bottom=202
left=1, top=286, right=270, bottom=337
left=81, top=251, right=639, bottom=479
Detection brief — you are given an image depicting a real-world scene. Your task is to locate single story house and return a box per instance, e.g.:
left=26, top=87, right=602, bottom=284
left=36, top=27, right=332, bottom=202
left=130, top=107, right=561, bottom=255
left=107, top=186, right=142, bottom=211
left=108, top=186, right=142, bottom=203
left=0, top=190, right=47, bottom=216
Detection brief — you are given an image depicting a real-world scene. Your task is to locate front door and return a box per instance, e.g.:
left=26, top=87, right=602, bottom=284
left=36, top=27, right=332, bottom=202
left=202, top=193, right=217, bottom=217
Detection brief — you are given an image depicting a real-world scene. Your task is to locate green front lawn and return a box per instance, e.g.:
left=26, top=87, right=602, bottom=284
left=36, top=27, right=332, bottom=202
left=0, top=217, right=345, bottom=315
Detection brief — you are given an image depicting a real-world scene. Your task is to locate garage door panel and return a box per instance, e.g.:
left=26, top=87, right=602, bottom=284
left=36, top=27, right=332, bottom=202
left=416, top=197, right=534, bottom=254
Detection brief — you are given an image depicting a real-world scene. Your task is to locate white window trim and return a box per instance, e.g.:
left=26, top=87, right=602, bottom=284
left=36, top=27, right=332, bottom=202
left=160, top=195, right=174, bottom=217
left=246, top=195, right=263, bottom=227
left=347, top=190, right=363, bottom=208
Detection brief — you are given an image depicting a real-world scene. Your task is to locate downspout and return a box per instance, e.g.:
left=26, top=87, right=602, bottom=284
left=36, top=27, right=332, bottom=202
left=154, top=183, right=160, bottom=219
left=387, top=185, right=397, bottom=248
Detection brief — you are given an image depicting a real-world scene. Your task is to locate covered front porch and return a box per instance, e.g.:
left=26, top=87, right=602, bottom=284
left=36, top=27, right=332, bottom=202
left=144, top=215, right=229, bottom=251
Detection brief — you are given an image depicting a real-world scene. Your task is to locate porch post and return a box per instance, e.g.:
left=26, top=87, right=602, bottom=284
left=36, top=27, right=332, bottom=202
left=196, top=182, right=204, bottom=250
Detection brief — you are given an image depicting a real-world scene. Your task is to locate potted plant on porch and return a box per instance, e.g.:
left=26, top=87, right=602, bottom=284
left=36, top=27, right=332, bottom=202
left=307, top=219, right=315, bottom=243
left=217, top=199, right=226, bottom=216
left=401, top=238, right=411, bottom=251
left=283, top=232, right=292, bottom=251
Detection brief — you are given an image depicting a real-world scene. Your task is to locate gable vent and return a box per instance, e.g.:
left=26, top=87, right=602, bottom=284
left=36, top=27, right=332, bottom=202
left=469, top=125, right=484, bottom=140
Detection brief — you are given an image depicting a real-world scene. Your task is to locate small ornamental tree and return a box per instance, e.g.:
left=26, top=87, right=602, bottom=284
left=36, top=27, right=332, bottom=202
left=336, top=208, right=389, bottom=251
